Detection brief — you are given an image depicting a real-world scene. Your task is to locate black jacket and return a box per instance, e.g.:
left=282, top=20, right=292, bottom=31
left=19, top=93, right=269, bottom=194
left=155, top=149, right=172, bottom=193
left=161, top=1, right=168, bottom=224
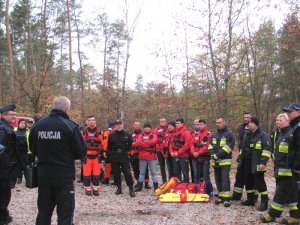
left=0, top=118, right=19, bottom=180
left=288, top=116, right=300, bottom=171
left=29, top=109, right=86, bottom=178
left=108, top=129, right=132, bottom=162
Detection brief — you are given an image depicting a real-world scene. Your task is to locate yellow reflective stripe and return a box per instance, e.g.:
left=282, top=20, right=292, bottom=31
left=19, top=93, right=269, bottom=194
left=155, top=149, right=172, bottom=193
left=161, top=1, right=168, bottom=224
left=26, top=130, right=32, bottom=154
left=219, top=159, right=232, bottom=166
left=260, top=191, right=268, bottom=195
left=212, top=138, right=217, bottom=144
left=219, top=192, right=231, bottom=198
left=262, top=150, right=271, bottom=158
left=254, top=190, right=259, bottom=195
left=278, top=168, right=292, bottom=176
left=246, top=189, right=255, bottom=193
left=222, top=145, right=232, bottom=154
left=220, top=138, right=226, bottom=147
left=279, top=142, right=288, bottom=153
left=288, top=203, right=298, bottom=211
left=271, top=202, right=285, bottom=211
left=239, top=149, right=242, bottom=155
left=233, top=187, right=243, bottom=193
left=256, top=141, right=262, bottom=149
left=208, top=144, right=213, bottom=150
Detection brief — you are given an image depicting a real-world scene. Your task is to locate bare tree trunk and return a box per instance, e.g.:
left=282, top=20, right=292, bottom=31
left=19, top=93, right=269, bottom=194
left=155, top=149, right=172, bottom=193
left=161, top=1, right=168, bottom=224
left=103, top=37, right=108, bottom=86
left=5, top=0, right=15, bottom=103
left=183, top=28, right=190, bottom=120
left=73, top=8, right=85, bottom=123
left=66, top=0, right=74, bottom=103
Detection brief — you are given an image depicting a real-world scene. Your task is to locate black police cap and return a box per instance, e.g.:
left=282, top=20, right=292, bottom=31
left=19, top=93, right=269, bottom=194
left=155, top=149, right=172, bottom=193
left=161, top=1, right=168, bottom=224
left=0, top=104, right=16, bottom=114
left=283, top=103, right=300, bottom=112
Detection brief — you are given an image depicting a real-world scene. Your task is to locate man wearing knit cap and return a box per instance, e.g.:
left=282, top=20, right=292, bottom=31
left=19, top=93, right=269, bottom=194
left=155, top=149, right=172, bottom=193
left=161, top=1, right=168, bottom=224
left=239, top=116, right=271, bottom=211
left=0, top=104, right=19, bottom=224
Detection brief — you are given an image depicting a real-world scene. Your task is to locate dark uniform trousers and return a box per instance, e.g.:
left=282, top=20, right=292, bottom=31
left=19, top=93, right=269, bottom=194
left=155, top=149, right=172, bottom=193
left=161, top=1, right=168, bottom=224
left=269, top=175, right=300, bottom=218
left=253, top=172, right=268, bottom=203
left=0, top=182, right=11, bottom=222
left=214, top=165, right=231, bottom=201
left=166, top=155, right=174, bottom=180
left=172, top=157, right=189, bottom=183
left=36, top=178, right=75, bottom=225
left=112, top=161, right=134, bottom=187
left=232, top=157, right=245, bottom=198
left=157, top=151, right=167, bottom=183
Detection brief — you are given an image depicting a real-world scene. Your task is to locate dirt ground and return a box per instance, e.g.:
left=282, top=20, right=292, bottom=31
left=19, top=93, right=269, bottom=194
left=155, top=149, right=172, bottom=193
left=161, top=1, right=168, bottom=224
left=9, top=159, right=289, bottom=225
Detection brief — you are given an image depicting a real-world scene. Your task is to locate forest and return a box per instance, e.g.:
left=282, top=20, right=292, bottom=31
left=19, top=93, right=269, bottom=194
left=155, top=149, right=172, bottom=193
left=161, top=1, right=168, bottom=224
left=0, top=0, right=299, bottom=132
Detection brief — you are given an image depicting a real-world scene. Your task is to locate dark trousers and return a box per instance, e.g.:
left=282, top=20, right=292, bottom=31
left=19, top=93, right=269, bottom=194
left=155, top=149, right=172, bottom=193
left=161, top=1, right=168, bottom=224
left=0, top=186, right=11, bottom=222
left=17, top=152, right=28, bottom=180
left=244, top=159, right=255, bottom=193
left=130, top=154, right=149, bottom=182
left=111, top=161, right=134, bottom=187
left=173, top=157, right=189, bottom=183
left=166, top=155, right=174, bottom=180
left=214, top=165, right=231, bottom=201
left=253, top=172, right=268, bottom=199
left=232, top=159, right=245, bottom=198
left=157, top=151, right=167, bottom=183
left=36, top=178, right=75, bottom=225
left=191, top=158, right=210, bottom=183
left=269, top=176, right=300, bottom=218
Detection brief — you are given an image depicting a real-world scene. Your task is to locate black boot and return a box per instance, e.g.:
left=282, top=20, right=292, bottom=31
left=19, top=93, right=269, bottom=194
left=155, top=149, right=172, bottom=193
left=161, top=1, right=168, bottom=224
left=115, top=186, right=122, bottom=195
left=134, top=182, right=143, bottom=192
left=144, top=182, right=151, bottom=189
left=241, top=193, right=255, bottom=206
left=17, top=177, right=22, bottom=184
left=153, top=182, right=159, bottom=191
left=257, top=195, right=268, bottom=211
left=101, top=178, right=109, bottom=185
left=231, top=191, right=242, bottom=201
left=129, top=186, right=135, bottom=197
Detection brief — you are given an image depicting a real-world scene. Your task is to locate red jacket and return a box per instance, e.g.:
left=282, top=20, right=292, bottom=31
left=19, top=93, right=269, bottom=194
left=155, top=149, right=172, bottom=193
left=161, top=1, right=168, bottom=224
left=130, top=129, right=142, bottom=155
left=190, top=128, right=212, bottom=160
left=135, top=131, right=158, bottom=160
left=169, top=126, right=191, bottom=158
left=163, top=129, right=175, bottom=158
left=154, top=126, right=168, bottom=154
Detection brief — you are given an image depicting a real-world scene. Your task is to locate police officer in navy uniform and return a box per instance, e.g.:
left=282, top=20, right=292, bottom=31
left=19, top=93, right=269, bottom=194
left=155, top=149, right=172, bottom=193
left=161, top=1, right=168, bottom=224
left=29, top=96, right=86, bottom=225
left=108, top=119, right=135, bottom=197
left=0, top=104, right=19, bottom=225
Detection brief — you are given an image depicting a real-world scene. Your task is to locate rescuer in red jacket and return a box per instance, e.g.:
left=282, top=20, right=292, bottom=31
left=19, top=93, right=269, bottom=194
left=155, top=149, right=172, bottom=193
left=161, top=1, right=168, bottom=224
left=82, top=115, right=104, bottom=196
left=169, top=118, right=191, bottom=183
left=154, top=118, right=168, bottom=184
left=134, top=123, right=159, bottom=192
left=163, top=121, right=176, bottom=180
left=190, top=119, right=212, bottom=183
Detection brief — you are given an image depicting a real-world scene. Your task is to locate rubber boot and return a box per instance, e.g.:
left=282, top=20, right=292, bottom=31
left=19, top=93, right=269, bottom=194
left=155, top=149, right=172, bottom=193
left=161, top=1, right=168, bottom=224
left=144, top=182, right=151, bottom=189
left=101, top=178, right=109, bottom=185
left=115, top=186, right=122, bottom=195
left=231, top=191, right=242, bottom=201
left=253, top=191, right=259, bottom=203
left=134, top=182, right=143, bottom=192
left=260, top=213, right=275, bottom=223
left=280, top=217, right=300, bottom=225
left=257, top=195, right=268, bottom=211
left=129, top=186, right=135, bottom=198
left=241, top=193, right=255, bottom=206
left=153, top=182, right=159, bottom=191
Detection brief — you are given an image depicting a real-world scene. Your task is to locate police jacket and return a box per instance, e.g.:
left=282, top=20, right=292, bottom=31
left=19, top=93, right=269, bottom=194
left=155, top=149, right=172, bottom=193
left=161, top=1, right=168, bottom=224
left=29, top=109, right=87, bottom=179
left=190, top=128, right=212, bottom=160
left=135, top=131, right=158, bottom=161
left=169, top=126, right=191, bottom=158
left=273, top=126, right=293, bottom=177
left=154, top=126, right=167, bottom=154
left=108, top=129, right=132, bottom=162
left=288, top=116, right=300, bottom=171
left=0, top=118, right=19, bottom=180
left=240, top=127, right=271, bottom=174
left=208, top=126, right=235, bottom=167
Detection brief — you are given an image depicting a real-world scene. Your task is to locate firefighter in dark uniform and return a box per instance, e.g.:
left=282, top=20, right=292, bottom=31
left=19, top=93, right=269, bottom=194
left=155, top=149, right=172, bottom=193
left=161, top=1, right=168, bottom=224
left=108, top=119, right=135, bottom=197
left=0, top=105, right=19, bottom=225
left=29, top=96, right=86, bottom=225
left=208, top=117, right=235, bottom=207
left=241, top=117, right=271, bottom=211
left=232, top=112, right=252, bottom=200
left=261, top=112, right=300, bottom=224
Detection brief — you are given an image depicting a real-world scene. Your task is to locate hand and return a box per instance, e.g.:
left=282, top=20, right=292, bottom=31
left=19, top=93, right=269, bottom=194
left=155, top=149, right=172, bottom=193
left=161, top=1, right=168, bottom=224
left=173, top=152, right=178, bottom=157
left=259, top=164, right=266, bottom=170
left=103, top=152, right=107, bottom=158
left=193, top=152, right=199, bottom=158
left=294, top=169, right=300, bottom=174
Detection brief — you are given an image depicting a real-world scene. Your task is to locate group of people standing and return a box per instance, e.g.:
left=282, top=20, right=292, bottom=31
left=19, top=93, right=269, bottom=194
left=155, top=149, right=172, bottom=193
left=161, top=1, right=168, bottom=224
left=1, top=96, right=300, bottom=225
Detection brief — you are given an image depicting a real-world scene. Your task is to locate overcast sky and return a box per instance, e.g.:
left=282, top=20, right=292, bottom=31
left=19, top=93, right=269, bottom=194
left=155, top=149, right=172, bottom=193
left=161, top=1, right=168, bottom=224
left=80, top=0, right=290, bottom=88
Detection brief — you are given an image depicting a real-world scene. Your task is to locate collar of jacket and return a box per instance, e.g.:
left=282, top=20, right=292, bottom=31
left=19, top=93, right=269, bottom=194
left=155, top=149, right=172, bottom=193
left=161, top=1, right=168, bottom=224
left=49, top=109, right=70, bottom=119
left=176, top=125, right=187, bottom=133
left=280, top=126, right=290, bottom=134
left=217, top=126, right=228, bottom=132
left=291, top=116, right=300, bottom=127
left=134, top=129, right=142, bottom=134
left=0, top=117, right=13, bottom=128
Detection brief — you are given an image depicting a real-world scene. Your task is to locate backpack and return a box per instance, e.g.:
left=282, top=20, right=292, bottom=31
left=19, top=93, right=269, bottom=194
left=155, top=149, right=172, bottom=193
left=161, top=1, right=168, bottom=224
left=169, top=182, right=198, bottom=194
left=197, top=179, right=213, bottom=198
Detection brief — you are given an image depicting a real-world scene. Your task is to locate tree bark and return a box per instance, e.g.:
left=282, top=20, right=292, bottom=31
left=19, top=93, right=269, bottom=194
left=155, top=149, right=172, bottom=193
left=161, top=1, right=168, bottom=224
left=67, top=0, right=74, bottom=103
